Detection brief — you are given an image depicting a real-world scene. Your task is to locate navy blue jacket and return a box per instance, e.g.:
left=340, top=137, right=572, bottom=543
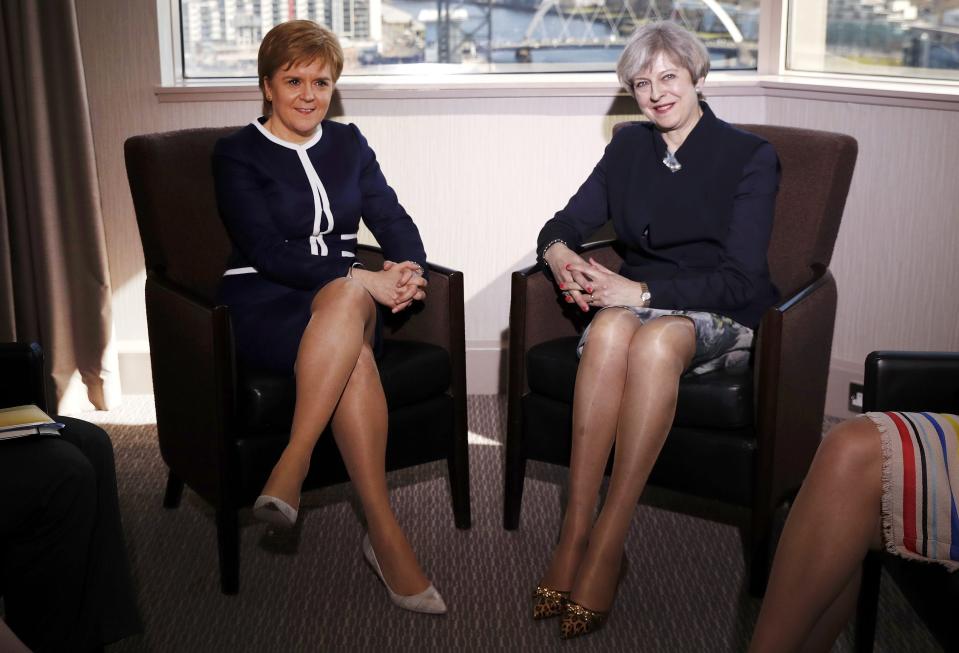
left=213, top=119, right=426, bottom=291
left=537, top=103, right=781, bottom=329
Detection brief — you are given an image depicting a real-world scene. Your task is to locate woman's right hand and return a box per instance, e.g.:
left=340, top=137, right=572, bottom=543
left=543, top=243, right=592, bottom=312
left=352, top=262, right=427, bottom=313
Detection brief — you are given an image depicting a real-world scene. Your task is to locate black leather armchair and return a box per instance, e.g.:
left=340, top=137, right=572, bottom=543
left=855, top=351, right=959, bottom=652
left=124, top=127, right=470, bottom=594
left=504, top=124, right=858, bottom=595
left=0, top=343, right=47, bottom=412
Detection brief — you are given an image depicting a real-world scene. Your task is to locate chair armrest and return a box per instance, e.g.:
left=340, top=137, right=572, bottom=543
left=357, top=246, right=462, bottom=349
left=507, top=240, right=624, bottom=396
left=864, top=351, right=959, bottom=413
left=146, top=273, right=236, bottom=507
left=0, top=342, right=47, bottom=411
left=754, top=268, right=838, bottom=509
left=357, top=244, right=466, bottom=396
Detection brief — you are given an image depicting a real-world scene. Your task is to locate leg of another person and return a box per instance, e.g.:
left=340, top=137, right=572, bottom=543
left=569, top=316, right=695, bottom=612
left=539, top=308, right=642, bottom=593
left=260, top=278, right=380, bottom=510
left=0, top=436, right=96, bottom=652
left=330, top=344, right=429, bottom=595
left=749, top=417, right=883, bottom=653
left=58, top=417, right=142, bottom=647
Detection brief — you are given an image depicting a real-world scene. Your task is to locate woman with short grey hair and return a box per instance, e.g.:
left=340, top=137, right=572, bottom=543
left=616, top=20, right=710, bottom=100
left=533, top=21, right=781, bottom=639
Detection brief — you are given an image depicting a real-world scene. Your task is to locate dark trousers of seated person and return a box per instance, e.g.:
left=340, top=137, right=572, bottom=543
left=0, top=417, right=142, bottom=652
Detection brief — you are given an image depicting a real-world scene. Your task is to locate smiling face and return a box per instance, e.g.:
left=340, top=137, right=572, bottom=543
left=262, top=58, right=333, bottom=143
left=630, top=52, right=704, bottom=146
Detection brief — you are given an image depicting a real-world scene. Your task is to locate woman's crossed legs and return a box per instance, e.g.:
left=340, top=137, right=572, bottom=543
left=260, top=277, right=429, bottom=595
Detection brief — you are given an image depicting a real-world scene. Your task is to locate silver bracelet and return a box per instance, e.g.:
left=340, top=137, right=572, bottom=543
left=346, top=262, right=364, bottom=279
left=540, top=239, right=568, bottom=261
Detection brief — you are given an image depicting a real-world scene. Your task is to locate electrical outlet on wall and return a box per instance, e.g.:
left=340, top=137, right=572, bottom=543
left=848, top=383, right=864, bottom=413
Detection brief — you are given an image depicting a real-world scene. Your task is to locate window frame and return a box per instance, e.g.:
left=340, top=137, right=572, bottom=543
left=156, top=0, right=959, bottom=108
left=160, top=0, right=774, bottom=84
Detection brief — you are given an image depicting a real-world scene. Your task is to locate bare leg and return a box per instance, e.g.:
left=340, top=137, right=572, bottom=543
left=749, top=417, right=883, bottom=653
left=570, top=316, right=696, bottom=611
left=800, top=565, right=862, bottom=653
left=331, top=344, right=429, bottom=596
left=539, top=308, right=641, bottom=591
left=260, top=278, right=378, bottom=510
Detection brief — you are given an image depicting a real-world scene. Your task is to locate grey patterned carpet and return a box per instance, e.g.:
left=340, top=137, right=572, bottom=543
left=64, top=396, right=939, bottom=653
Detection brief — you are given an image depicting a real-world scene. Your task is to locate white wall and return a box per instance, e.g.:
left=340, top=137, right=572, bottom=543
left=766, top=96, right=959, bottom=415
left=76, top=0, right=959, bottom=416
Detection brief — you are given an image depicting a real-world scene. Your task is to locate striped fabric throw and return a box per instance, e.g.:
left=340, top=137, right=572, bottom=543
left=868, top=411, right=959, bottom=571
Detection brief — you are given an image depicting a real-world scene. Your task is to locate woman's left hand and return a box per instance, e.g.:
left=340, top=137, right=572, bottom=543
left=567, top=257, right=647, bottom=309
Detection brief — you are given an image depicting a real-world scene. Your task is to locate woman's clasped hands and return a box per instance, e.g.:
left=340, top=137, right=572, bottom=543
left=352, top=260, right=427, bottom=313
left=545, top=244, right=645, bottom=311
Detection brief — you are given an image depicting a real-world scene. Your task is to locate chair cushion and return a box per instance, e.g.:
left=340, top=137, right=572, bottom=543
left=526, top=336, right=753, bottom=429
left=237, top=339, right=451, bottom=437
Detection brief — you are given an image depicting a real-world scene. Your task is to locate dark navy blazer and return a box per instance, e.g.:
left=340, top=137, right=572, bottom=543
left=211, top=119, right=426, bottom=373
left=537, top=103, right=781, bottom=329
left=213, top=119, right=426, bottom=291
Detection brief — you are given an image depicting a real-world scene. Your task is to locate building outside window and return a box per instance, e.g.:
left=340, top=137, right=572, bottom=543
left=788, top=0, right=959, bottom=81
left=178, top=0, right=761, bottom=77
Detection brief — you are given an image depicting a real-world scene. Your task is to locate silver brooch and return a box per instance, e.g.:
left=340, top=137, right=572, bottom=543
left=662, top=149, right=682, bottom=173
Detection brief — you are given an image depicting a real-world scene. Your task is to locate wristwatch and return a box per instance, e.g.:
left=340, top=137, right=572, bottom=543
left=639, top=282, right=651, bottom=308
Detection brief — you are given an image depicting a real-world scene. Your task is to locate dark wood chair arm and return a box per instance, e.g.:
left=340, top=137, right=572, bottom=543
left=864, top=351, right=959, bottom=413
left=356, top=245, right=466, bottom=415
left=0, top=342, right=47, bottom=411
left=512, top=240, right=623, bottom=349
left=754, top=268, right=838, bottom=509
left=145, top=273, right=236, bottom=507
left=356, top=245, right=463, bottom=352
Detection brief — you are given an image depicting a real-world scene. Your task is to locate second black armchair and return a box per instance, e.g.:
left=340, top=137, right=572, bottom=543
left=855, top=350, right=959, bottom=652
left=504, top=123, right=858, bottom=595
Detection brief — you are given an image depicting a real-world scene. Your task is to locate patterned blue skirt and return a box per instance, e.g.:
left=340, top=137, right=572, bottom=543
left=576, top=307, right=754, bottom=375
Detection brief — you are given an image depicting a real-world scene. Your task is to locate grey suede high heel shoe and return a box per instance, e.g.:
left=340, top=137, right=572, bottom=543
left=362, top=534, right=447, bottom=615
left=252, top=495, right=298, bottom=529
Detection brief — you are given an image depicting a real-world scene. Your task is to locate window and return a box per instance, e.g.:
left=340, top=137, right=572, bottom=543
left=787, top=0, right=959, bottom=81
left=175, top=0, right=761, bottom=78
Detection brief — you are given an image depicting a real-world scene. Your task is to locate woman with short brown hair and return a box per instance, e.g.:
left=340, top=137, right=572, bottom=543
left=213, top=20, right=445, bottom=614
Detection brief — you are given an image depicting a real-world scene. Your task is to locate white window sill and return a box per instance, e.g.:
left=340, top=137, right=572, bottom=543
left=155, top=71, right=959, bottom=110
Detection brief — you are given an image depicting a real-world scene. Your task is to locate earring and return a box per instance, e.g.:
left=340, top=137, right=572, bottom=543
left=266, top=95, right=272, bottom=102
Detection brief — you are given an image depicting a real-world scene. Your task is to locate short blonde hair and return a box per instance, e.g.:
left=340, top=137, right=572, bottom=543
left=258, top=20, right=344, bottom=116
left=616, top=21, right=710, bottom=96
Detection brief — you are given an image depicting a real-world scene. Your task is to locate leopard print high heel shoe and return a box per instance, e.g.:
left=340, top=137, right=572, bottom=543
left=558, top=554, right=628, bottom=638
left=559, top=600, right=608, bottom=639
left=531, top=585, right=569, bottom=619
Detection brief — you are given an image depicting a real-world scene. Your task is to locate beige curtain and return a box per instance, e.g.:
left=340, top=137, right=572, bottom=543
left=0, top=0, right=117, bottom=410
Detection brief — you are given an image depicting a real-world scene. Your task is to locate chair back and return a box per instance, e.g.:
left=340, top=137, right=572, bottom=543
left=737, top=124, right=857, bottom=298
left=611, top=121, right=857, bottom=299
left=0, top=342, right=47, bottom=411
left=125, top=127, right=240, bottom=301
